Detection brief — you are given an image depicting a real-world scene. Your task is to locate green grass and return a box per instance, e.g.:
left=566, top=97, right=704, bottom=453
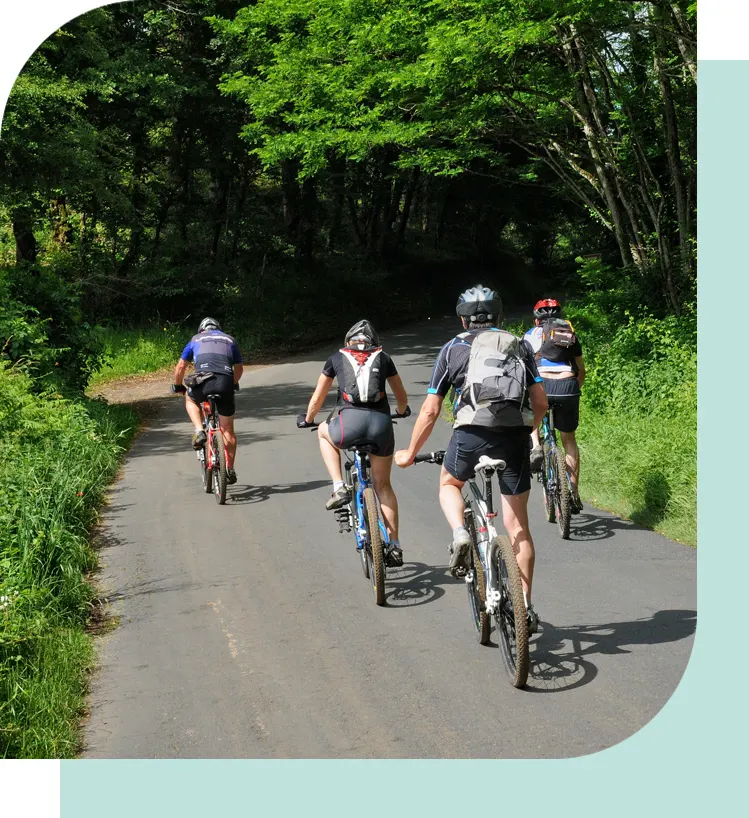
left=88, top=326, right=185, bottom=387
left=0, top=362, right=137, bottom=757
left=577, top=404, right=696, bottom=546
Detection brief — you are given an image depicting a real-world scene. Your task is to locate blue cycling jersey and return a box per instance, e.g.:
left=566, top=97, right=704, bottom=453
left=180, top=330, right=243, bottom=376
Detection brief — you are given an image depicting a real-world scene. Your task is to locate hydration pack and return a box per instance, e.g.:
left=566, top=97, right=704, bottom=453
left=338, top=347, right=385, bottom=405
left=537, top=317, right=578, bottom=363
left=454, top=330, right=530, bottom=428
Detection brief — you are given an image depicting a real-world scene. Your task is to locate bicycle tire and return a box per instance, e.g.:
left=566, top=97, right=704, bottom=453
left=554, top=446, right=571, bottom=539
left=363, top=487, right=385, bottom=605
left=494, top=534, right=529, bottom=688
left=541, top=447, right=555, bottom=523
left=465, top=508, right=491, bottom=645
left=351, top=471, right=369, bottom=578
left=213, top=428, right=228, bottom=505
left=200, top=444, right=212, bottom=494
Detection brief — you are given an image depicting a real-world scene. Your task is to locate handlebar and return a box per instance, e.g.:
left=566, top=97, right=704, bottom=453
left=171, top=383, right=187, bottom=394
left=413, top=451, right=445, bottom=465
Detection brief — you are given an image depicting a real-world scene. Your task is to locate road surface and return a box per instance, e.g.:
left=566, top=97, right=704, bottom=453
left=84, top=318, right=696, bottom=758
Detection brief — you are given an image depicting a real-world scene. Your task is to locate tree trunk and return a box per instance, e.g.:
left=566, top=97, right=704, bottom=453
left=13, top=208, right=37, bottom=265
left=396, top=168, right=420, bottom=244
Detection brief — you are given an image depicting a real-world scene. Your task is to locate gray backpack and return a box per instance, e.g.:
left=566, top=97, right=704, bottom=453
left=454, top=329, right=531, bottom=429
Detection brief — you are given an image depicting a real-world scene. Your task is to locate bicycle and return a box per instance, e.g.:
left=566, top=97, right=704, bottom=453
left=301, top=411, right=408, bottom=606
left=537, top=407, right=573, bottom=539
left=413, top=451, right=530, bottom=688
left=172, top=382, right=231, bottom=505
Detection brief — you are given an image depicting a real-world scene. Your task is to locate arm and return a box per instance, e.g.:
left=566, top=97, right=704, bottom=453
left=233, top=363, right=244, bottom=384
left=529, top=382, right=548, bottom=430
left=387, top=374, right=408, bottom=416
left=305, top=374, right=334, bottom=423
left=394, top=393, right=444, bottom=467
left=575, top=356, right=585, bottom=389
left=173, top=358, right=188, bottom=386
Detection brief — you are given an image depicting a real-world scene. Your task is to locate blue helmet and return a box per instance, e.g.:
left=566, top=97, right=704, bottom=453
left=456, top=285, right=502, bottom=323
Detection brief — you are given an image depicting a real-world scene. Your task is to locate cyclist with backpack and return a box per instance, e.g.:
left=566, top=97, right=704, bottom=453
left=524, top=299, right=586, bottom=513
left=394, top=286, right=548, bottom=632
left=297, top=320, right=410, bottom=565
left=171, top=317, right=243, bottom=485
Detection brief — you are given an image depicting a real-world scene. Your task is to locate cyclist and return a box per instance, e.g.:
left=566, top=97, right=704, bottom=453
left=524, top=299, right=585, bottom=513
left=171, top=317, right=243, bottom=485
left=394, top=286, right=547, bottom=632
left=297, top=320, right=410, bottom=565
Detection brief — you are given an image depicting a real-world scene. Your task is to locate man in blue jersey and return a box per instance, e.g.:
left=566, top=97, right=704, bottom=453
left=524, top=299, right=586, bottom=513
left=171, top=317, right=244, bottom=484
left=395, top=286, right=548, bottom=632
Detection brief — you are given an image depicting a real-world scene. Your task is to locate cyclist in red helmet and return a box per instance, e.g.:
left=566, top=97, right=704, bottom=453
left=524, top=299, right=586, bottom=513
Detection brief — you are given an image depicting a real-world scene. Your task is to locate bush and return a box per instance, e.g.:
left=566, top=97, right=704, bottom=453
left=0, top=362, right=136, bottom=757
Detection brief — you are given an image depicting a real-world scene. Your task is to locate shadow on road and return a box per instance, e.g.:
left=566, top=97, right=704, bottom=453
left=569, top=511, right=660, bottom=542
left=384, top=560, right=462, bottom=608
left=230, top=480, right=330, bottom=504
left=526, top=608, right=696, bottom=693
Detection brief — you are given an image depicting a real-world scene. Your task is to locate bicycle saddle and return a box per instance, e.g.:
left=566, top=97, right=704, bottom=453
left=348, top=443, right=378, bottom=455
left=475, top=455, right=506, bottom=473
left=205, top=392, right=223, bottom=399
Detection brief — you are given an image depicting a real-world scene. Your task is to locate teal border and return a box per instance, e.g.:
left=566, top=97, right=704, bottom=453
left=60, top=59, right=740, bottom=817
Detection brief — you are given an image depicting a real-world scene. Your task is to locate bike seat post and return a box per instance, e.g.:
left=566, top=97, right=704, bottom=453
left=484, top=471, right=495, bottom=516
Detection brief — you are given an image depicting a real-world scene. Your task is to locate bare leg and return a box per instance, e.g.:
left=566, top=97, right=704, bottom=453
left=500, top=490, right=535, bottom=603
left=438, top=467, right=466, bottom=530
left=370, top=454, right=398, bottom=540
left=185, top=395, right=203, bottom=431
left=560, top=431, right=580, bottom=492
left=219, top=415, right=237, bottom=470
left=317, top=422, right=343, bottom=483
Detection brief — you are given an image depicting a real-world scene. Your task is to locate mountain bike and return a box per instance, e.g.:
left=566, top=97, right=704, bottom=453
left=414, top=451, right=529, bottom=688
left=537, top=407, right=573, bottom=539
left=301, top=411, right=407, bottom=606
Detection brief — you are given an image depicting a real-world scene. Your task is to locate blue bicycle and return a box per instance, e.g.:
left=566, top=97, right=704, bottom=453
left=537, top=407, right=573, bottom=539
left=303, top=411, right=407, bottom=606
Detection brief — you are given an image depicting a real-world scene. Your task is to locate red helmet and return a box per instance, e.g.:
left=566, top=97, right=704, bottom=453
left=533, top=298, right=562, bottom=318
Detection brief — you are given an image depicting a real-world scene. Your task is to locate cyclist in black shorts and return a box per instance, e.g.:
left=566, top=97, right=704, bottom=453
left=297, top=320, right=410, bottom=564
left=523, top=299, right=586, bottom=513
left=171, top=317, right=243, bottom=484
left=395, top=286, right=547, bottom=632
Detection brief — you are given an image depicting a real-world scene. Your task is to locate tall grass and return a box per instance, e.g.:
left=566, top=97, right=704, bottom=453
left=0, top=362, right=136, bottom=757
left=88, top=325, right=186, bottom=387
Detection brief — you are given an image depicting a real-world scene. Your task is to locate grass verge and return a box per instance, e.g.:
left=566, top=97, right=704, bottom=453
left=0, top=362, right=137, bottom=757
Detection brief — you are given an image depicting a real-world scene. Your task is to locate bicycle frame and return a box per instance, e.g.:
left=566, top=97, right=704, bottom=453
left=464, top=463, right=503, bottom=615
left=345, top=450, right=391, bottom=550
left=539, top=408, right=573, bottom=495
left=200, top=398, right=220, bottom=469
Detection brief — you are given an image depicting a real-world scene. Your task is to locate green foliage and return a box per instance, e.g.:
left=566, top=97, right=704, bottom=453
left=0, top=363, right=136, bottom=757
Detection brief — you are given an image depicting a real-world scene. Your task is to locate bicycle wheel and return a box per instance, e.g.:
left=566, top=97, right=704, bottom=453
left=212, top=428, right=228, bottom=505
left=351, top=471, right=369, bottom=578
left=465, top=507, right=491, bottom=644
left=541, top=446, right=555, bottom=523
left=494, top=535, right=529, bottom=688
left=363, top=487, right=385, bottom=605
left=554, top=447, right=571, bottom=539
left=200, top=443, right=212, bottom=494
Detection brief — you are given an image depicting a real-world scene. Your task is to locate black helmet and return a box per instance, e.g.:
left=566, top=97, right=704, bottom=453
left=456, top=285, right=502, bottom=323
left=198, top=317, right=221, bottom=333
left=344, top=319, right=380, bottom=351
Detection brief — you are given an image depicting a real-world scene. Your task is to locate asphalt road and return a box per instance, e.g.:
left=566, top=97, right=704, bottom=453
left=83, top=318, right=696, bottom=759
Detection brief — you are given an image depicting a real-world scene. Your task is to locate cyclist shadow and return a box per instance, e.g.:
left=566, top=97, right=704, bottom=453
left=230, top=480, right=330, bottom=504
left=525, top=608, right=696, bottom=693
left=384, top=561, right=463, bottom=608
left=569, top=511, right=653, bottom=541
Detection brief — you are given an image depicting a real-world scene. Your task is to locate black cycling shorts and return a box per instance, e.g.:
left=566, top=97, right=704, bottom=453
left=328, top=406, right=395, bottom=457
left=187, top=373, right=236, bottom=417
left=444, top=426, right=532, bottom=495
left=543, top=377, right=580, bottom=433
